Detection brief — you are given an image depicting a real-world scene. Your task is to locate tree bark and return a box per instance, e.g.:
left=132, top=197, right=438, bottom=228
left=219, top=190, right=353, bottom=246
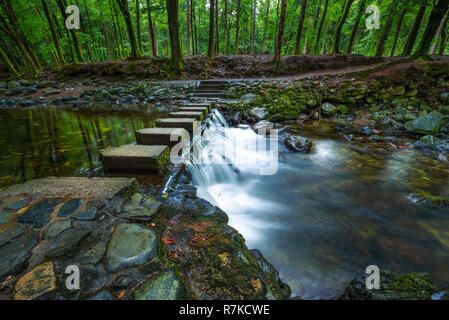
left=415, top=0, right=449, bottom=55
left=225, top=0, right=229, bottom=54
left=274, top=0, right=287, bottom=64
left=439, top=13, right=449, bottom=54
left=251, top=0, right=257, bottom=55
left=402, top=5, right=426, bottom=56
left=294, top=0, right=307, bottom=55
left=145, top=0, right=157, bottom=56
left=390, top=5, right=407, bottom=57
left=215, top=0, right=219, bottom=54
left=235, top=0, right=241, bottom=54
left=261, top=0, right=270, bottom=53
left=431, top=9, right=449, bottom=54
left=41, top=0, right=65, bottom=64
left=313, top=0, right=328, bottom=54
left=346, top=0, right=366, bottom=54
left=186, top=0, right=190, bottom=56
left=55, top=0, right=84, bottom=62
left=330, top=0, right=354, bottom=54
left=101, top=10, right=111, bottom=61
left=166, top=0, right=183, bottom=69
left=208, top=0, right=215, bottom=57
left=0, top=46, right=20, bottom=78
left=115, top=0, right=139, bottom=59
left=375, top=1, right=397, bottom=57
left=136, top=0, right=143, bottom=55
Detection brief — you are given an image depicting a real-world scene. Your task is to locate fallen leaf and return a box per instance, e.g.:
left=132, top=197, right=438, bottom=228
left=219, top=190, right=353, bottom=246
left=117, top=290, right=125, bottom=299
left=150, top=223, right=156, bottom=227
left=110, top=227, right=115, bottom=233
left=162, top=237, right=175, bottom=245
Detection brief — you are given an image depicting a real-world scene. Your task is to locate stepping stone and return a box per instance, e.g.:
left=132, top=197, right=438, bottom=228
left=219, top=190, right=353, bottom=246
left=136, top=128, right=188, bottom=147
left=100, top=144, right=169, bottom=173
left=156, top=118, right=197, bottom=133
left=168, top=111, right=203, bottom=121
left=200, top=80, right=228, bottom=85
left=179, top=106, right=209, bottom=116
left=58, top=198, right=82, bottom=217
left=193, top=92, right=225, bottom=98
left=185, top=103, right=212, bottom=112
left=42, top=220, right=71, bottom=239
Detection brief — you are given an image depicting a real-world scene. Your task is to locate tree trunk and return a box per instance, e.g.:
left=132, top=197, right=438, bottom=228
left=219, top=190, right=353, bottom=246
left=261, top=0, right=270, bottom=53
left=330, top=0, right=354, bottom=54
left=166, top=0, right=183, bottom=69
left=115, top=0, right=139, bottom=59
left=431, top=10, right=449, bottom=54
left=415, top=0, right=449, bottom=55
left=0, top=46, right=20, bottom=78
left=208, top=0, right=215, bottom=57
left=439, top=13, right=449, bottom=54
left=294, top=0, right=307, bottom=55
left=251, top=0, right=256, bottom=55
left=346, top=0, right=366, bottom=54
left=313, top=0, right=328, bottom=54
left=55, top=0, right=84, bottom=62
left=186, top=0, right=190, bottom=56
left=146, top=0, right=157, bottom=56
left=101, top=11, right=111, bottom=61
left=235, top=0, right=241, bottom=54
left=375, top=1, right=396, bottom=57
left=136, top=0, right=143, bottom=55
left=402, top=5, right=426, bottom=56
left=225, top=0, right=229, bottom=54
left=41, top=0, right=65, bottom=64
left=111, top=0, right=124, bottom=58
left=274, top=0, right=287, bottom=64
left=390, top=5, right=407, bottom=57
left=215, top=0, right=219, bottom=54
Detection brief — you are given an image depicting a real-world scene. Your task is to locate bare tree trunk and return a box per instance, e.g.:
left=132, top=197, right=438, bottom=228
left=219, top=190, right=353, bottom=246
left=313, top=0, right=328, bottom=55
left=225, top=0, right=229, bottom=54
left=115, top=0, right=139, bottom=59
left=294, top=0, right=307, bottom=55
left=439, top=14, right=449, bottom=54
left=215, top=0, right=219, bottom=54
left=136, top=0, right=143, bottom=55
left=274, top=0, right=287, bottom=64
left=390, top=5, right=407, bottom=57
left=186, top=0, right=190, bottom=56
left=101, top=10, right=111, bottom=61
left=431, top=10, right=449, bottom=54
left=251, top=0, right=256, bottom=55
left=375, top=1, right=397, bottom=57
left=346, top=0, right=366, bottom=54
left=146, top=0, right=157, bottom=56
left=235, top=0, right=241, bottom=54
left=208, top=0, right=215, bottom=57
left=261, top=0, right=270, bottom=53
left=402, top=5, right=426, bottom=56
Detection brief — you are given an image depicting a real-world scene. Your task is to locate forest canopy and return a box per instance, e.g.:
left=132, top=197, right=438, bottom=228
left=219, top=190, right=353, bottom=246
left=0, top=0, right=448, bottom=77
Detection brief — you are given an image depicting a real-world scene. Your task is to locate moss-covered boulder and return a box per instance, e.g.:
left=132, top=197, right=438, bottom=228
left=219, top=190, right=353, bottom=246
left=405, top=112, right=444, bottom=135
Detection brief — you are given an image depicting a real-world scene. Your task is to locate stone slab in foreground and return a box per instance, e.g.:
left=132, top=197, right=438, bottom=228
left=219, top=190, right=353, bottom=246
left=100, top=144, right=169, bottom=173
left=0, top=177, right=138, bottom=200
left=136, top=128, right=188, bottom=147
left=168, top=111, right=203, bottom=121
left=155, top=118, right=197, bottom=133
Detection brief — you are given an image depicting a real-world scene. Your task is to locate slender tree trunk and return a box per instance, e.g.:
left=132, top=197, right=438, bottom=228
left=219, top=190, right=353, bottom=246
left=190, top=0, right=195, bottom=54
left=55, top=0, right=84, bottom=62
left=146, top=0, right=157, bottom=56
left=346, top=0, right=366, bottom=54
left=313, top=0, right=328, bottom=54
left=251, top=0, right=256, bottom=55
left=208, top=0, right=215, bottom=57
left=166, top=0, right=183, bottom=68
left=136, top=0, right=143, bottom=55
left=390, top=5, right=407, bottom=57
left=0, top=46, right=20, bottom=77
left=186, top=0, right=190, bottom=56
left=109, top=0, right=121, bottom=59
left=101, top=10, right=111, bottom=61
left=330, top=0, right=354, bottom=54
left=294, top=0, right=307, bottom=55
left=375, top=1, right=396, bottom=57
left=225, top=0, right=229, bottom=54
left=415, top=0, right=449, bottom=55
left=274, top=0, right=287, bottom=64
left=431, top=10, right=449, bottom=54
left=261, top=0, right=270, bottom=53
left=215, top=0, right=219, bottom=54
left=235, top=0, right=241, bottom=54
left=115, top=0, right=139, bottom=59
left=41, top=0, right=65, bottom=64
left=439, top=14, right=449, bottom=54
left=402, top=5, right=426, bottom=56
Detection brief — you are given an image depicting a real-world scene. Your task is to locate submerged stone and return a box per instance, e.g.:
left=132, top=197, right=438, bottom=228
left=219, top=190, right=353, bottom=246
left=14, top=261, right=56, bottom=300
left=105, top=223, right=158, bottom=272
left=284, top=135, right=313, bottom=153
left=134, top=270, right=185, bottom=300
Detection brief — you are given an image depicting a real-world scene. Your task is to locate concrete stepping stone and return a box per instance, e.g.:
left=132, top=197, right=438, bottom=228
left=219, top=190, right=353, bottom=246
left=100, top=144, right=169, bottom=173
left=193, top=92, right=226, bottom=98
left=179, top=106, right=209, bottom=116
left=168, top=111, right=203, bottom=121
left=136, top=128, right=188, bottom=147
left=155, top=118, right=197, bottom=133
left=185, top=103, right=212, bottom=112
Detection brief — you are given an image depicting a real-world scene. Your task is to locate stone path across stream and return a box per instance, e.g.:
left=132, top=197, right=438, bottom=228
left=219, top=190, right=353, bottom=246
left=99, top=80, right=226, bottom=173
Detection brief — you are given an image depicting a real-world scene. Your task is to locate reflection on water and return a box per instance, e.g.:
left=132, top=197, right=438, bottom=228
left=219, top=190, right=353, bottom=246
left=191, top=116, right=449, bottom=299
left=0, top=107, right=162, bottom=188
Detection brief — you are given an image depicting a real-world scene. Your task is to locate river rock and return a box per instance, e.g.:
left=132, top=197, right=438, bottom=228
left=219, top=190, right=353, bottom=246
left=322, top=102, right=337, bottom=116
left=5, top=198, right=31, bottom=211
left=75, top=241, right=107, bottom=265
left=7, top=80, right=20, bottom=89
left=249, top=107, right=268, bottom=120
left=284, top=135, right=313, bottom=153
left=405, top=112, right=444, bottom=135
left=89, top=290, right=114, bottom=300
left=14, top=261, right=56, bottom=300
left=105, top=223, right=158, bottom=272
left=134, top=270, right=185, bottom=300
left=18, top=199, right=61, bottom=229
left=46, top=228, right=91, bottom=258
left=73, top=209, right=97, bottom=220
left=393, top=86, right=406, bottom=96
left=241, top=93, right=262, bottom=105
left=58, top=199, right=82, bottom=217
left=0, top=210, right=16, bottom=224
left=253, top=120, right=273, bottom=133
left=42, top=220, right=71, bottom=239
left=440, top=92, right=449, bottom=102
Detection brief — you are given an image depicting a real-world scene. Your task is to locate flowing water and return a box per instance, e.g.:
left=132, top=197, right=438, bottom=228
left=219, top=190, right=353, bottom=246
left=189, top=110, right=449, bottom=299
left=0, top=106, right=165, bottom=188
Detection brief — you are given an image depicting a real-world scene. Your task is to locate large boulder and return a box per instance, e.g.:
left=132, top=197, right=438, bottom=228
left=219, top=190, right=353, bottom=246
left=241, top=93, right=263, bottom=105
left=405, top=112, right=444, bottom=135
left=105, top=223, right=158, bottom=272
left=249, top=107, right=268, bottom=120
left=321, top=102, right=337, bottom=117
left=134, top=270, right=185, bottom=300
left=284, top=135, right=313, bottom=153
